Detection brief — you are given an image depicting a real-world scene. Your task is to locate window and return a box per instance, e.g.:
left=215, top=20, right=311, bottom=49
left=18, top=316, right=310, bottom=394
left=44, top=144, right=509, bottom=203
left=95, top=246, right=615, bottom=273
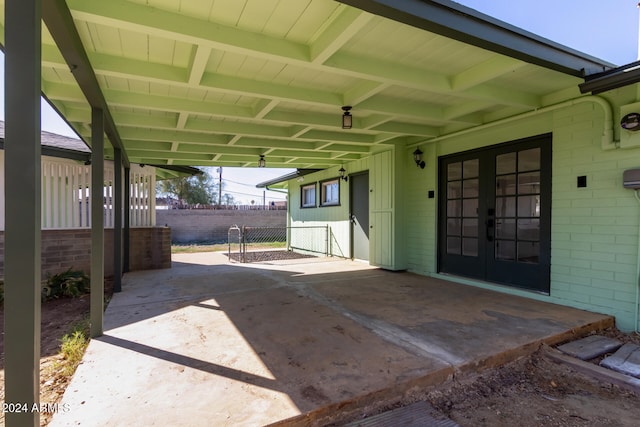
left=321, top=179, right=340, bottom=206
left=301, top=183, right=316, bottom=208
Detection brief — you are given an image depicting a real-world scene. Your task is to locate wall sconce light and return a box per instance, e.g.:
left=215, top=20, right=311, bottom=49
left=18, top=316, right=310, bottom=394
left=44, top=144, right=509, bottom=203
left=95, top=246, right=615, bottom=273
left=342, top=106, right=352, bottom=129
left=413, top=148, right=425, bottom=169
left=338, top=166, right=348, bottom=182
left=258, top=155, right=266, bottom=168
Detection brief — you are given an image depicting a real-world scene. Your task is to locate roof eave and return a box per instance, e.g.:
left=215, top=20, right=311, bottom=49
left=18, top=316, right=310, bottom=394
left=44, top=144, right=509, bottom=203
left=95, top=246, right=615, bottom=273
left=256, top=169, right=322, bottom=188
left=337, top=0, right=615, bottom=77
left=579, top=60, right=640, bottom=94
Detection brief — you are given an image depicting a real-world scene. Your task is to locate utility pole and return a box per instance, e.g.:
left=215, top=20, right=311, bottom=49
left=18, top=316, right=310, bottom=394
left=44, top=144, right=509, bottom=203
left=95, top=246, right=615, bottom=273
left=218, top=167, right=222, bottom=205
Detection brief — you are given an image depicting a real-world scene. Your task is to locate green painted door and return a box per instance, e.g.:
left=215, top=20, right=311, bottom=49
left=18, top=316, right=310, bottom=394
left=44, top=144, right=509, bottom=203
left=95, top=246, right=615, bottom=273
left=438, top=135, right=551, bottom=292
left=351, top=171, right=370, bottom=261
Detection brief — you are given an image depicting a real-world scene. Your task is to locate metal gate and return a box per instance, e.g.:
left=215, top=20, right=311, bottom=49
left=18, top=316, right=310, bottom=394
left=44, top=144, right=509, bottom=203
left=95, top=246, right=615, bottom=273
left=227, top=225, right=329, bottom=263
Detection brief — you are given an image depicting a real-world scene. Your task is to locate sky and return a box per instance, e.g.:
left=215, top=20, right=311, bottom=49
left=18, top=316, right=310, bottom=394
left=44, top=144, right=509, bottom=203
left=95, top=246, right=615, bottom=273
left=2, top=1, right=640, bottom=204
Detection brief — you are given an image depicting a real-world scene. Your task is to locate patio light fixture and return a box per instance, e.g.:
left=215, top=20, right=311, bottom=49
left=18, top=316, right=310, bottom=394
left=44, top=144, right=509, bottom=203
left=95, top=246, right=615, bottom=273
left=413, top=148, right=426, bottom=169
left=338, top=166, right=348, bottom=182
left=258, top=155, right=266, bottom=168
left=342, top=106, right=352, bottom=129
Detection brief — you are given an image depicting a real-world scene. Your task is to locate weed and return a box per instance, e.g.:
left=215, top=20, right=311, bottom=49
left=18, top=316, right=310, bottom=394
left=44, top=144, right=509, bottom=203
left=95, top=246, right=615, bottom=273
left=57, top=319, right=90, bottom=377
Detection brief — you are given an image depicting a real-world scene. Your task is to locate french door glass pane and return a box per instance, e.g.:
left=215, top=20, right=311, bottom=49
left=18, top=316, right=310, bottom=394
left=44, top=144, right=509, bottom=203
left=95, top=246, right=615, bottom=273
left=518, top=148, right=540, bottom=172
left=463, top=198, right=478, bottom=217
left=463, top=178, right=479, bottom=198
left=447, top=237, right=461, bottom=254
left=448, top=181, right=462, bottom=198
left=518, top=172, right=540, bottom=194
left=463, top=159, right=479, bottom=178
left=496, top=174, right=516, bottom=195
left=496, top=152, right=516, bottom=174
left=462, top=218, right=478, bottom=237
left=517, top=195, right=540, bottom=217
left=496, top=196, right=516, bottom=217
left=448, top=200, right=461, bottom=217
left=518, top=219, right=540, bottom=240
left=448, top=162, right=462, bottom=180
left=495, top=219, right=516, bottom=239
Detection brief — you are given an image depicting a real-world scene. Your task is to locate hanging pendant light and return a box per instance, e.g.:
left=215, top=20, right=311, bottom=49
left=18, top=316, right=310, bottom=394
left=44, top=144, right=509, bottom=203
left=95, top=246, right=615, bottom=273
left=342, top=106, right=352, bottom=129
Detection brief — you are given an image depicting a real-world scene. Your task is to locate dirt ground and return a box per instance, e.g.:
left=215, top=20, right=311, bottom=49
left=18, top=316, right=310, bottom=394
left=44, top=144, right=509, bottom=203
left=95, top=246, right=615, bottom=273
left=341, top=330, right=640, bottom=427
left=1, top=278, right=640, bottom=426
left=425, top=348, right=640, bottom=427
left=0, top=280, right=112, bottom=426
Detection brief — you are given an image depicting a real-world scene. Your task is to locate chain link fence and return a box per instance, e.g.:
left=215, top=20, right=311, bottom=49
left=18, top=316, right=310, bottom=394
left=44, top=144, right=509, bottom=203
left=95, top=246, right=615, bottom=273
left=228, top=225, right=329, bottom=263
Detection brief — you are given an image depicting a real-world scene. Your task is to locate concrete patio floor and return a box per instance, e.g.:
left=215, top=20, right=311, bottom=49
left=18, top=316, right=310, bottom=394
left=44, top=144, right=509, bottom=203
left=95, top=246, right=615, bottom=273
left=50, top=252, right=613, bottom=427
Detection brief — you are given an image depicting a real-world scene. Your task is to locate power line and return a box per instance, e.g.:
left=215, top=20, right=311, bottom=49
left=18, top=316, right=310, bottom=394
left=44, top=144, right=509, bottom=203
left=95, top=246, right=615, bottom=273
left=221, top=189, right=286, bottom=201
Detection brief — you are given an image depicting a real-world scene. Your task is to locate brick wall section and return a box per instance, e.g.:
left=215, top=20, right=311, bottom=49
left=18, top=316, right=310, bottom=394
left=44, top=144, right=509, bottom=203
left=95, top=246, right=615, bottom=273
left=156, top=209, right=286, bottom=243
left=0, top=227, right=170, bottom=280
left=129, top=227, right=172, bottom=271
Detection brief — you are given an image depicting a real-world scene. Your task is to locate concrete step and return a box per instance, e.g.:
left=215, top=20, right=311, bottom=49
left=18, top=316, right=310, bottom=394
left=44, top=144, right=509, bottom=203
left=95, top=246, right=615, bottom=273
left=343, top=401, right=459, bottom=427
left=600, top=343, right=640, bottom=378
left=556, top=335, right=622, bottom=360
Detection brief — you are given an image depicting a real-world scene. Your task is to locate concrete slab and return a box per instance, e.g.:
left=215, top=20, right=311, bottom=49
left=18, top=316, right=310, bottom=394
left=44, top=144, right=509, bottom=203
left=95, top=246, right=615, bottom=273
left=50, top=253, right=614, bottom=427
left=601, top=343, right=640, bottom=378
left=557, top=335, right=622, bottom=360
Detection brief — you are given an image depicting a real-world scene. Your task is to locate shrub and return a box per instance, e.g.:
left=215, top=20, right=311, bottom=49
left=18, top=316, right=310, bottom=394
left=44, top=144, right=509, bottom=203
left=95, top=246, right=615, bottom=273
left=42, top=268, right=90, bottom=301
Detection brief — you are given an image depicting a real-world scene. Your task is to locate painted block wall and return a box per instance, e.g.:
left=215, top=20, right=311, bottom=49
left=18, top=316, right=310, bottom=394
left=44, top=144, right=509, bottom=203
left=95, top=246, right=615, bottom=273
left=402, top=91, right=640, bottom=332
left=156, top=209, right=286, bottom=243
left=548, top=99, right=638, bottom=331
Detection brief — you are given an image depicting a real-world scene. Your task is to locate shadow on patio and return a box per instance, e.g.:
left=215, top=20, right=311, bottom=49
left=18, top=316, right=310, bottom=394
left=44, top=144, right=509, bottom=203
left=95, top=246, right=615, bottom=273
left=49, top=252, right=613, bottom=427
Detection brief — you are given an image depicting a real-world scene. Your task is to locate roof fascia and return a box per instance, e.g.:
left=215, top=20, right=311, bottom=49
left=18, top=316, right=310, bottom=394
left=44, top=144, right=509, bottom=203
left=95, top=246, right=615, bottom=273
left=149, top=164, right=204, bottom=177
left=579, top=60, right=640, bottom=94
left=42, top=0, right=130, bottom=167
left=256, top=169, right=322, bottom=188
left=0, top=140, right=91, bottom=163
left=337, top=0, right=615, bottom=77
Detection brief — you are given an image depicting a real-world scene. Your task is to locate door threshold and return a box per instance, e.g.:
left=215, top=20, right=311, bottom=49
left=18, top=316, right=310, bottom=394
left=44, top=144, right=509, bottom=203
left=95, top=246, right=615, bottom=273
left=434, top=272, right=550, bottom=296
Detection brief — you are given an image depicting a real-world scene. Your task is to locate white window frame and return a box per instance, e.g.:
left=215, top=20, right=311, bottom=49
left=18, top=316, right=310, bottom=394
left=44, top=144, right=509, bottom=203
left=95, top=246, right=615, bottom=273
left=301, top=183, right=316, bottom=208
left=320, top=179, right=340, bottom=206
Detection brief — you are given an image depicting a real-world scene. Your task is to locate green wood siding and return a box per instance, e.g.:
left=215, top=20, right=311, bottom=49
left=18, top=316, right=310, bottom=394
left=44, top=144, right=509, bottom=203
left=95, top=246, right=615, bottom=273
left=289, top=158, right=371, bottom=259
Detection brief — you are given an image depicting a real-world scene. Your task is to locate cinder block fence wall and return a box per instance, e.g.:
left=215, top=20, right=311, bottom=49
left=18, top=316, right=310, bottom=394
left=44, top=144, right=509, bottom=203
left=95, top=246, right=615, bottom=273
left=157, top=210, right=286, bottom=243
left=0, top=227, right=171, bottom=280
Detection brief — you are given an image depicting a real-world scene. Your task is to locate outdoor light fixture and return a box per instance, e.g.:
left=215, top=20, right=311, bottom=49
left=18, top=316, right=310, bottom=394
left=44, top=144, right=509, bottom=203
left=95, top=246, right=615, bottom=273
left=413, top=148, right=426, bottom=169
left=342, top=106, right=352, bottom=129
left=258, top=155, right=266, bottom=168
left=338, top=166, right=348, bottom=182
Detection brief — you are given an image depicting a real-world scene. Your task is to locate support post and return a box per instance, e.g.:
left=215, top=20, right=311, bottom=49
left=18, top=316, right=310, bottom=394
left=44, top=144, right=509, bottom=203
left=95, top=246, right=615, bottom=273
left=91, top=108, right=105, bottom=338
left=4, top=0, right=42, bottom=425
left=113, top=148, right=123, bottom=292
left=124, top=167, right=131, bottom=272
